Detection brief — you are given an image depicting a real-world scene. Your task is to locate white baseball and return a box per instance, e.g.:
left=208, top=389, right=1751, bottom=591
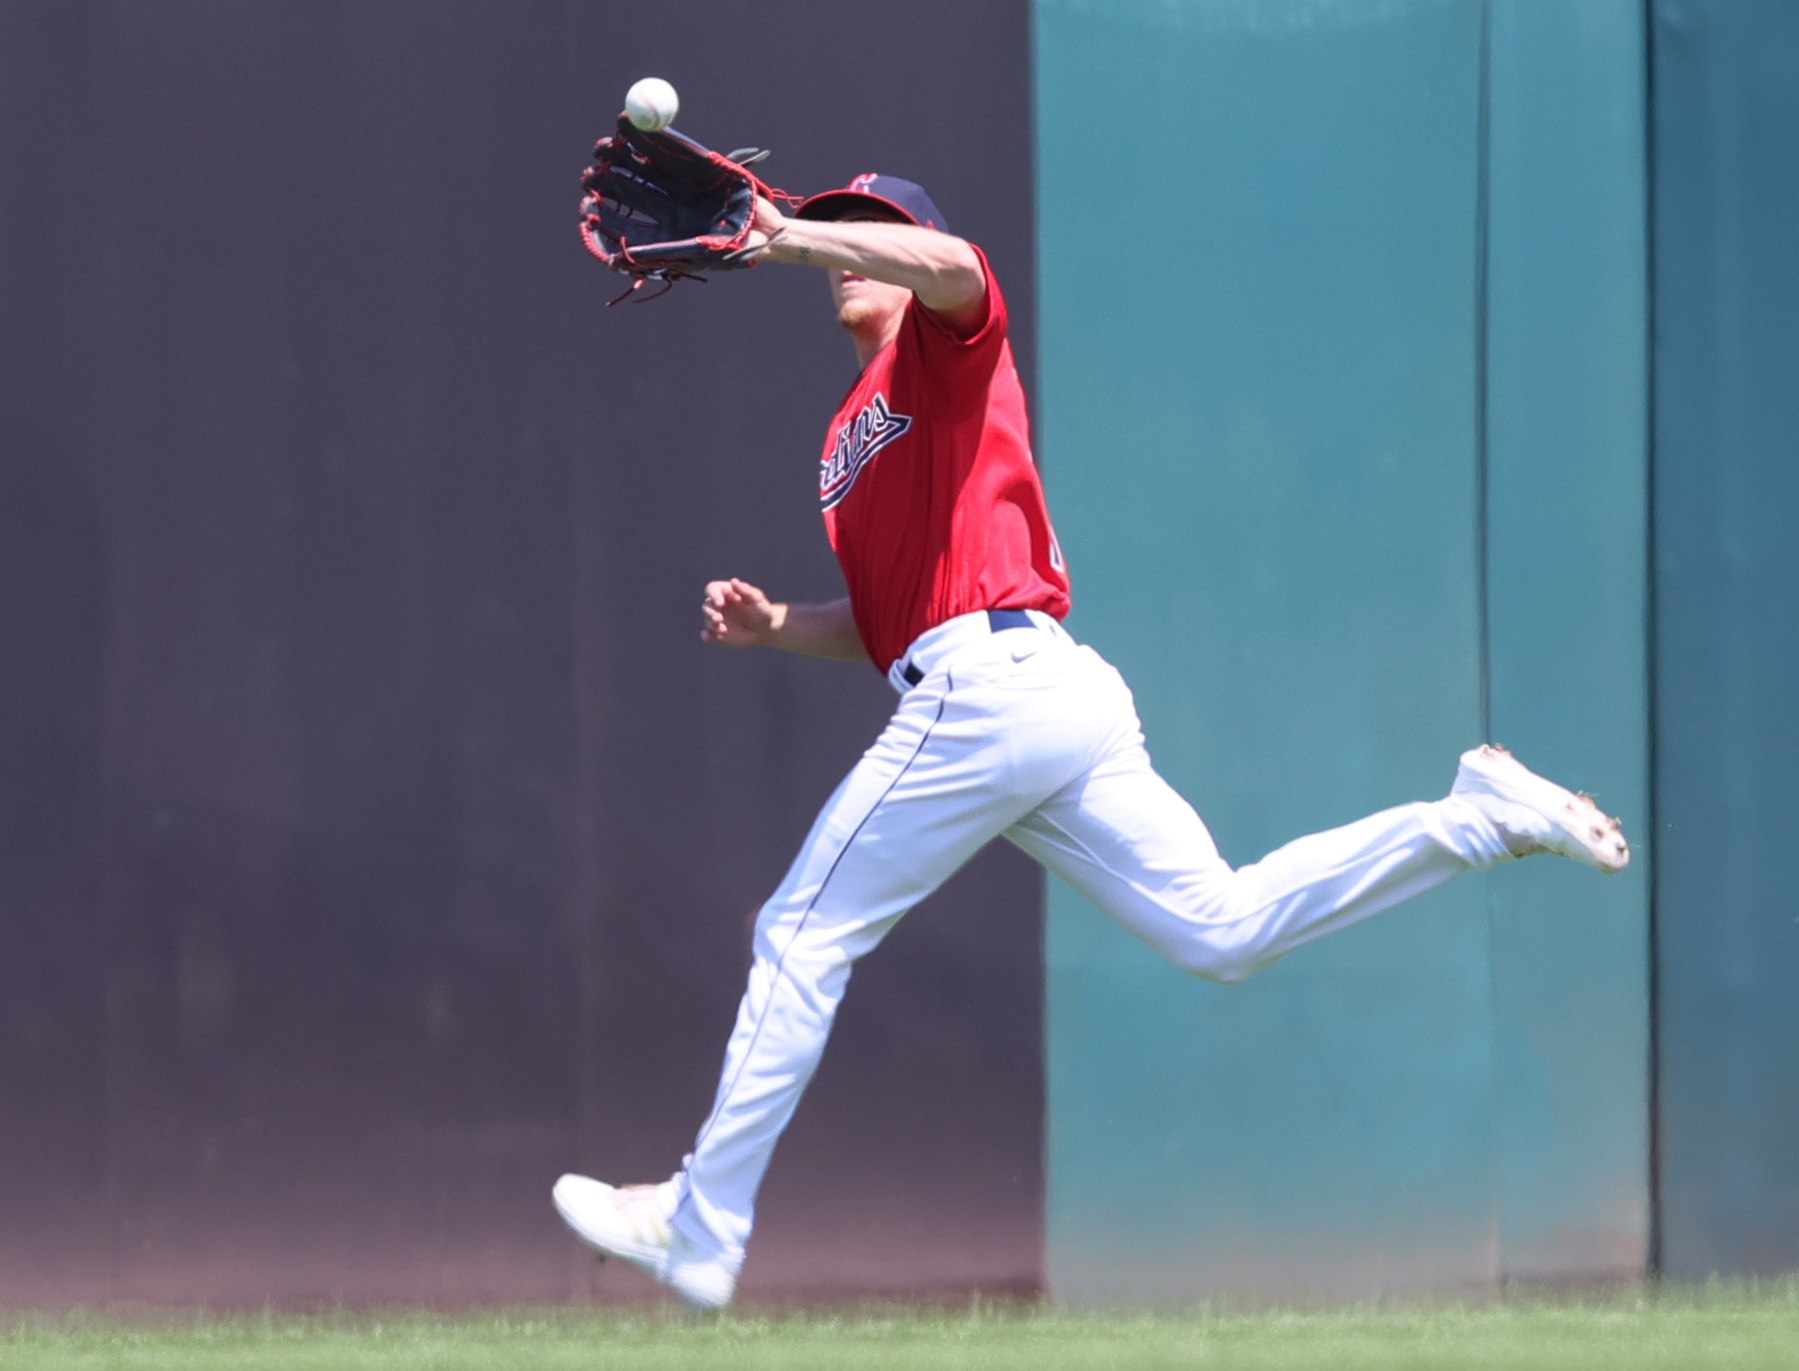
left=624, top=77, right=679, bottom=131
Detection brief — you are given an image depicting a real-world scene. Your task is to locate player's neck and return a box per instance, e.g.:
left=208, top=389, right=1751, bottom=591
left=848, top=315, right=903, bottom=369
left=838, top=289, right=908, bottom=368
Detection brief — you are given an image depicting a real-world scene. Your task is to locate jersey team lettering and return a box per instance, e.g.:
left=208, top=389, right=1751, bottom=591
left=820, top=393, right=912, bottom=510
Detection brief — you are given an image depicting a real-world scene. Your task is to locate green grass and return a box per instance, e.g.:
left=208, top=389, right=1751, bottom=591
left=6, top=1284, right=1798, bottom=1370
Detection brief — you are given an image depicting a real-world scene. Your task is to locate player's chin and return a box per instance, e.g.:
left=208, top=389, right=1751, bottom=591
left=837, top=298, right=881, bottom=332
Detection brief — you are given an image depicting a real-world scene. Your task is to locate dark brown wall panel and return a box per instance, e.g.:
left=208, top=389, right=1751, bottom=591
left=0, top=0, right=1037, bottom=1305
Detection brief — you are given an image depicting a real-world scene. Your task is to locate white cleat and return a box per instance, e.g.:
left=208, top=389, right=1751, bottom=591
left=552, top=1174, right=671, bottom=1275
left=1453, top=744, right=1630, bottom=874
left=551, top=1173, right=736, bottom=1310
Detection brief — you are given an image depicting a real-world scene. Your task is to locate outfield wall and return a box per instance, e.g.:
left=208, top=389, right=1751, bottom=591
left=1037, top=0, right=1650, bottom=1301
left=3, top=0, right=1796, bottom=1310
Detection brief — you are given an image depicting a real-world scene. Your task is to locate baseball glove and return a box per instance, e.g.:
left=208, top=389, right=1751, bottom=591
left=578, top=116, right=785, bottom=304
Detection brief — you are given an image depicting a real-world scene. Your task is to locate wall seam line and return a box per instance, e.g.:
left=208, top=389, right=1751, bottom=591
left=1640, top=0, right=1665, bottom=1284
left=1473, top=0, right=1502, bottom=1294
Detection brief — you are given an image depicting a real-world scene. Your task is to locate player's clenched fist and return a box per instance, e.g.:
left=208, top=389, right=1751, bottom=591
left=701, top=578, right=783, bottom=647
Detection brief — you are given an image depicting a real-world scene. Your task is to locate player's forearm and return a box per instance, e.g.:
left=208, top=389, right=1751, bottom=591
left=769, top=597, right=869, bottom=663
left=764, top=218, right=984, bottom=316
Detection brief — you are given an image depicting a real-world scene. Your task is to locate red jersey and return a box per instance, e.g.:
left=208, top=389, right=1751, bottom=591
left=819, top=249, right=1070, bottom=674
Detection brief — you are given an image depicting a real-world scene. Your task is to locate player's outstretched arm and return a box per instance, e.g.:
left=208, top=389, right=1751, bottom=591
left=745, top=198, right=984, bottom=321
left=701, top=578, right=869, bottom=663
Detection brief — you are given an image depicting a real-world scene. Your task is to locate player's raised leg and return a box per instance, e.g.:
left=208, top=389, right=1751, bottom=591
left=1006, top=736, right=1627, bottom=985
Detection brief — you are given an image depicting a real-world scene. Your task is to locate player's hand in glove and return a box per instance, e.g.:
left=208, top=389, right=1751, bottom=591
left=734, top=196, right=790, bottom=262
left=578, top=116, right=787, bottom=303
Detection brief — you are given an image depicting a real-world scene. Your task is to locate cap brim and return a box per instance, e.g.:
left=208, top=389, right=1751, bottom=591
left=793, top=189, right=920, bottom=226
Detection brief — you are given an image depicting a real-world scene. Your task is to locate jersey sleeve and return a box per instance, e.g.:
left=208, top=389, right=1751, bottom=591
left=897, top=246, right=1008, bottom=416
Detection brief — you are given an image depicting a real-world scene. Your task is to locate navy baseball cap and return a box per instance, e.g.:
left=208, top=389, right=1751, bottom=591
left=794, top=173, right=949, bottom=233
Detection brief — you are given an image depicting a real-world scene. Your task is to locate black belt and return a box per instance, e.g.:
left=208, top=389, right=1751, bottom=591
left=900, top=609, right=1037, bottom=687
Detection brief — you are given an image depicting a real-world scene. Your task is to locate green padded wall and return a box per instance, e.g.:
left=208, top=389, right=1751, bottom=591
left=1036, top=0, right=1648, bottom=1302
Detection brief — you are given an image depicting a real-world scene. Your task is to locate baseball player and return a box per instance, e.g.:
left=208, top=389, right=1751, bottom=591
left=553, top=175, right=1629, bottom=1309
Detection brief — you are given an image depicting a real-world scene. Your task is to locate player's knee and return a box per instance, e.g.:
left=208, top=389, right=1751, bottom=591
left=751, top=916, right=852, bottom=981
left=749, top=917, right=782, bottom=963
left=1171, top=940, right=1261, bottom=985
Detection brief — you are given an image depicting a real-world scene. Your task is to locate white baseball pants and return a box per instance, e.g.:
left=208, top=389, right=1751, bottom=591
left=668, top=611, right=1515, bottom=1270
